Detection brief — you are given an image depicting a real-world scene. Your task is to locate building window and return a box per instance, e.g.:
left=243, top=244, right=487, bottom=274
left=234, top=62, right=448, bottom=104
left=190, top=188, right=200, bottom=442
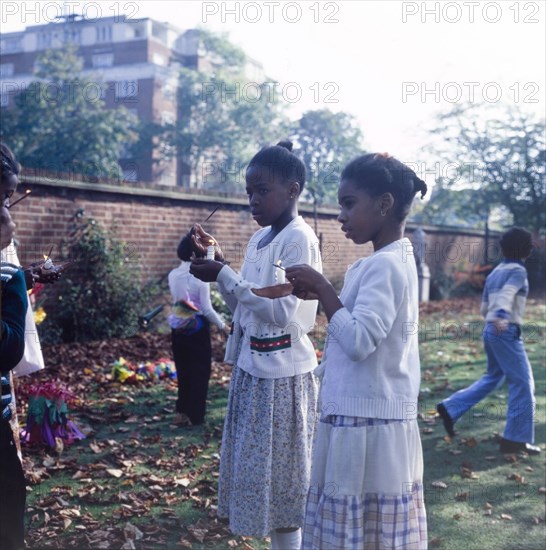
left=2, top=38, right=22, bottom=53
left=0, top=94, right=9, bottom=108
left=96, top=26, right=113, bottom=43
left=115, top=80, right=138, bottom=100
left=153, top=53, right=166, bottom=66
left=123, top=165, right=138, bottom=182
left=38, top=32, right=52, bottom=49
left=0, top=64, right=14, bottom=78
left=63, top=28, right=81, bottom=44
left=92, top=53, right=114, bottom=68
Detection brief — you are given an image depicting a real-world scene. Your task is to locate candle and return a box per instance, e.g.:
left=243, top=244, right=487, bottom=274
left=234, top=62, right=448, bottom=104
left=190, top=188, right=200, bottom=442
left=274, top=260, right=286, bottom=284
left=206, top=239, right=215, bottom=260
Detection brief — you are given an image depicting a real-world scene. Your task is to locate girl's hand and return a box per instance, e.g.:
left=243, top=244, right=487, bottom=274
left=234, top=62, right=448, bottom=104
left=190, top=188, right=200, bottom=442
left=285, top=265, right=329, bottom=299
left=191, top=223, right=225, bottom=261
left=190, top=258, right=224, bottom=282
left=291, top=287, right=321, bottom=301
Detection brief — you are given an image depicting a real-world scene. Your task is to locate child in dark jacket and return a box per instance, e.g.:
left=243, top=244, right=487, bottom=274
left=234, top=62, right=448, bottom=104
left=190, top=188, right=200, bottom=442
left=1, top=203, right=28, bottom=549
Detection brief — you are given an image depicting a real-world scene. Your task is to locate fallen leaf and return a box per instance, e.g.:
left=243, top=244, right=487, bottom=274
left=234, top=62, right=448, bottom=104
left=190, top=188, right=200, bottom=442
left=432, top=481, right=448, bottom=489
left=106, top=469, right=123, bottom=478
left=507, top=473, right=525, bottom=483
left=500, top=514, right=513, bottom=521
left=187, top=527, right=208, bottom=543
left=174, top=478, right=191, bottom=487
left=123, top=523, right=143, bottom=541
left=89, top=441, right=102, bottom=454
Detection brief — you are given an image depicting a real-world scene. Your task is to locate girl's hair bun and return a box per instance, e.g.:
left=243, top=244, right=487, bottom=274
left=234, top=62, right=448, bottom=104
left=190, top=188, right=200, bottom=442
left=276, top=140, right=293, bottom=152
left=413, top=177, right=428, bottom=199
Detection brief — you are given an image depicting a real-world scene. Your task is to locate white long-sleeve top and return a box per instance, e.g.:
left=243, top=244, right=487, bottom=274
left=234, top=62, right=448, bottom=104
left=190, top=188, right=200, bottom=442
left=480, top=260, right=529, bottom=325
left=317, top=238, right=421, bottom=420
left=168, top=261, right=225, bottom=330
left=217, top=216, right=322, bottom=379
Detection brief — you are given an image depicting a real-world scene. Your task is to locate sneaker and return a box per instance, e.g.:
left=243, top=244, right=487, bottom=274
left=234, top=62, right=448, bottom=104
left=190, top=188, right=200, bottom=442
left=499, top=437, right=541, bottom=455
left=436, top=403, right=456, bottom=437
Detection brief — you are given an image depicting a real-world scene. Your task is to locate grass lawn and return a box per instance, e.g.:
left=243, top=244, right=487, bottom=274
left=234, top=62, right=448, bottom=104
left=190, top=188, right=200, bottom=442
left=18, top=299, right=545, bottom=549
left=418, top=298, right=546, bottom=550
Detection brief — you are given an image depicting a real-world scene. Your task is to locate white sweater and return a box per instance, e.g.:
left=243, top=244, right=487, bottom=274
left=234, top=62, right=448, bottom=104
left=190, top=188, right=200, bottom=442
left=318, top=238, right=421, bottom=420
left=168, top=261, right=225, bottom=329
left=217, top=216, right=322, bottom=379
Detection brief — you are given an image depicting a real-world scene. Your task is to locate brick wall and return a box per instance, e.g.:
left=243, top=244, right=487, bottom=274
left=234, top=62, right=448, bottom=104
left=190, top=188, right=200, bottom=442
left=10, top=177, right=497, bottom=290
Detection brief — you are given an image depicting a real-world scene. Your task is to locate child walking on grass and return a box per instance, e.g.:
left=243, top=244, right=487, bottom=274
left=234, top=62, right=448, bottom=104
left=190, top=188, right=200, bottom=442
left=190, top=141, right=322, bottom=550
left=286, top=153, right=429, bottom=549
left=437, top=227, right=540, bottom=455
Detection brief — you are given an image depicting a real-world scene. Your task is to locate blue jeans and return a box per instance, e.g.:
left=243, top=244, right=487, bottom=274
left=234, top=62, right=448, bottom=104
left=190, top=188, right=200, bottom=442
left=442, top=323, right=535, bottom=443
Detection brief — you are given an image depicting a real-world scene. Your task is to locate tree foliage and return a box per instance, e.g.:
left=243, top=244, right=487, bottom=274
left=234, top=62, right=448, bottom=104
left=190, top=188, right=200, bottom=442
left=170, top=30, right=288, bottom=190
left=290, top=110, right=365, bottom=205
left=1, top=45, right=137, bottom=180
left=421, top=104, right=545, bottom=232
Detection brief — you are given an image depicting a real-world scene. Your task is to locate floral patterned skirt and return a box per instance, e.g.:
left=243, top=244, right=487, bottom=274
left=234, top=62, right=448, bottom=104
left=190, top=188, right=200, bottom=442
left=302, top=415, right=427, bottom=550
left=217, top=366, right=318, bottom=537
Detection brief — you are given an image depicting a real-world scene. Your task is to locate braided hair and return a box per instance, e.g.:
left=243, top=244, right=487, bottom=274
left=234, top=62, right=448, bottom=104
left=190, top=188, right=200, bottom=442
left=341, top=153, right=428, bottom=222
left=248, top=140, right=306, bottom=193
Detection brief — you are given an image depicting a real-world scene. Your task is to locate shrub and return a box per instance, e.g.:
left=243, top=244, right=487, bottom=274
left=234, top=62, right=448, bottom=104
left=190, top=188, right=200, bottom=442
left=210, top=285, right=232, bottom=322
left=39, top=214, right=156, bottom=343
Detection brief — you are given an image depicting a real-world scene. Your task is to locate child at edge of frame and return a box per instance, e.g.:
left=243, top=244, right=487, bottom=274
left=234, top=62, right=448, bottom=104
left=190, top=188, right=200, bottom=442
left=1, top=144, right=28, bottom=550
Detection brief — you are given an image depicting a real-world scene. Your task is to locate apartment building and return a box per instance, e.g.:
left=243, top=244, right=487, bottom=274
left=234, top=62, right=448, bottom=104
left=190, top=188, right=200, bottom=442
left=0, top=14, right=264, bottom=186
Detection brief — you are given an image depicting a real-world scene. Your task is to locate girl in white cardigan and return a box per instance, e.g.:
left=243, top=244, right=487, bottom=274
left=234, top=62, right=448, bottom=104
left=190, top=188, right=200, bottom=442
left=286, top=153, right=429, bottom=550
left=190, top=141, right=322, bottom=550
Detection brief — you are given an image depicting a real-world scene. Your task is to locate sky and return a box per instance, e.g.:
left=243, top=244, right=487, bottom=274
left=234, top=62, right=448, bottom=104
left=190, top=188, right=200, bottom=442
left=1, top=0, right=545, bottom=181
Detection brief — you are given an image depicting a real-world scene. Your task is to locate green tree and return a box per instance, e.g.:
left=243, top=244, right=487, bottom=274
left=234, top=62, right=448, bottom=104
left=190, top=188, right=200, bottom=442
left=291, top=110, right=365, bottom=206
left=425, top=103, right=545, bottom=232
left=1, top=45, right=137, bottom=180
left=170, top=30, right=288, bottom=190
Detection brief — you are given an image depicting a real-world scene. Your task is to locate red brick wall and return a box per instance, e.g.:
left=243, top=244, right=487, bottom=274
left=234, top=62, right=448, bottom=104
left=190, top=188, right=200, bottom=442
left=10, top=178, right=496, bottom=289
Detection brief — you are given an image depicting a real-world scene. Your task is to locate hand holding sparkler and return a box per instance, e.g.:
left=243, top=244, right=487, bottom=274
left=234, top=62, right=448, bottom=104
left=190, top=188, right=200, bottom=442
left=191, top=223, right=225, bottom=262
